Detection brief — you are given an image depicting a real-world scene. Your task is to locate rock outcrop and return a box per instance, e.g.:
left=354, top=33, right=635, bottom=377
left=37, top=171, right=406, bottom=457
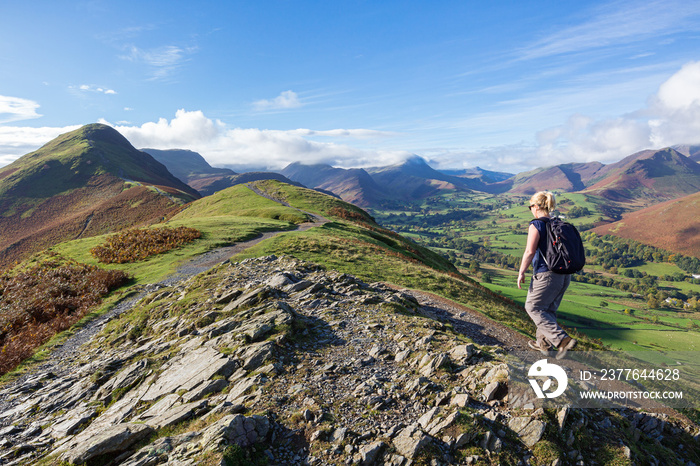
left=0, top=255, right=697, bottom=465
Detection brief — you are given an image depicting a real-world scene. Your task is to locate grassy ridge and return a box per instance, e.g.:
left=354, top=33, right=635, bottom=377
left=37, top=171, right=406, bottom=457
left=47, top=185, right=306, bottom=285
left=172, top=183, right=309, bottom=224
left=235, top=181, right=542, bottom=337
left=234, top=222, right=537, bottom=336
left=4, top=180, right=605, bottom=380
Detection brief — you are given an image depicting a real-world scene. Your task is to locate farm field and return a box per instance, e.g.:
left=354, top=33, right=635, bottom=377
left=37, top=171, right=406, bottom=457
left=371, top=190, right=700, bottom=353
left=482, top=266, right=700, bottom=351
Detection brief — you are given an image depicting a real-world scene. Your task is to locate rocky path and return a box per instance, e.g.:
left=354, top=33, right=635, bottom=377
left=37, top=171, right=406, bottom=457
left=398, top=288, right=531, bottom=352
left=0, top=254, right=695, bottom=465
left=0, top=197, right=329, bottom=413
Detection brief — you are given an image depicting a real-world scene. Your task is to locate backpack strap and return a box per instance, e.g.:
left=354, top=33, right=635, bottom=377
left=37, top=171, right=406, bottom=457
left=528, top=217, right=552, bottom=270
left=529, top=216, right=551, bottom=226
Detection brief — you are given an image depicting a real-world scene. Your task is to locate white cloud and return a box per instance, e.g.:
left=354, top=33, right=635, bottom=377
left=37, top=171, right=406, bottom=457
left=290, top=128, right=398, bottom=139
left=536, top=115, right=651, bottom=164
left=654, top=61, right=700, bottom=110
left=426, top=144, right=538, bottom=174
left=120, top=45, right=195, bottom=81
left=108, top=109, right=408, bottom=170
left=0, top=125, right=81, bottom=166
left=71, top=84, right=117, bottom=95
left=0, top=96, right=42, bottom=124
left=526, top=60, right=700, bottom=164
left=253, top=90, right=303, bottom=111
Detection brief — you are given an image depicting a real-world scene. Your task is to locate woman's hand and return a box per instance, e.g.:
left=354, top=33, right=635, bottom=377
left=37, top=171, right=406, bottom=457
left=517, top=224, right=539, bottom=290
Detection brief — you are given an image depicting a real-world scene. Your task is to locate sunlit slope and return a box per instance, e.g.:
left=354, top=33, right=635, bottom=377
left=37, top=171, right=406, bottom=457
left=235, top=180, right=541, bottom=337
left=47, top=184, right=309, bottom=284
left=594, top=190, right=700, bottom=258
left=0, top=124, right=200, bottom=267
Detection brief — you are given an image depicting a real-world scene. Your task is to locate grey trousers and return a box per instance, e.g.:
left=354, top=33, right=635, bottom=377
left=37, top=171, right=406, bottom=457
left=524, top=271, right=571, bottom=347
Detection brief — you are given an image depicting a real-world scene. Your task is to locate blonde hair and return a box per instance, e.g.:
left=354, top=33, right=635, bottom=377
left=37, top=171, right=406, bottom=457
left=530, top=191, right=556, bottom=214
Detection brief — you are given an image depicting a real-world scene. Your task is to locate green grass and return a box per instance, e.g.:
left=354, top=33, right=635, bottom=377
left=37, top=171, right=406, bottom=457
left=41, top=184, right=323, bottom=285
left=233, top=221, right=537, bottom=337
left=623, top=262, right=685, bottom=276
left=49, top=216, right=295, bottom=285
left=482, top=267, right=699, bottom=351
left=250, top=179, right=375, bottom=223
left=374, top=189, right=700, bottom=353
left=172, top=184, right=309, bottom=224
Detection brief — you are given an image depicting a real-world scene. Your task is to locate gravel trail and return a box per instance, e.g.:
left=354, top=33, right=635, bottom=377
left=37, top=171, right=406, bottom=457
left=395, top=288, right=531, bottom=352
left=0, top=215, right=327, bottom=410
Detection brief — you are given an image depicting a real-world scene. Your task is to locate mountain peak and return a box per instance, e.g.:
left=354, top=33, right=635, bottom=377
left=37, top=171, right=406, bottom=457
left=398, top=154, right=430, bottom=167
left=0, top=124, right=200, bottom=266
left=81, top=123, right=131, bottom=145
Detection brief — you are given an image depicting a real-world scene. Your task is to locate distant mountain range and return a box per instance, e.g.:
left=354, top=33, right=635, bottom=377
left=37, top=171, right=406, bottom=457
left=2, top=123, right=700, bottom=265
left=275, top=148, right=700, bottom=209
left=143, top=148, right=303, bottom=196
left=506, top=162, right=605, bottom=194
left=582, top=147, right=700, bottom=204
left=280, top=156, right=516, bottom=206
left=0, top=124, right=199, bottom=267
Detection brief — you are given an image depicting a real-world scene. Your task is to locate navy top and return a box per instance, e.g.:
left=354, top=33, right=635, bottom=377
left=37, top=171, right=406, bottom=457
left=530, top=217, right=550, bottom=274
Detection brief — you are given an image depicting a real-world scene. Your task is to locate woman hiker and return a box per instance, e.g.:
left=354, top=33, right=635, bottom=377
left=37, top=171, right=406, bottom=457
left=517, top=191, right=577, bottom=359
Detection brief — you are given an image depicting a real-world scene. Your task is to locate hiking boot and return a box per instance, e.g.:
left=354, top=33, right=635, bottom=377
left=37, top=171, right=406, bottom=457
left=528, top=340, right=552, bottom=355
left=555, top=336, right=577, bottom=360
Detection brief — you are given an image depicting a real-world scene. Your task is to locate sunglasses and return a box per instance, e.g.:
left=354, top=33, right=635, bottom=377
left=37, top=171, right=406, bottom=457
left=528, top=205, right=536, bottom=211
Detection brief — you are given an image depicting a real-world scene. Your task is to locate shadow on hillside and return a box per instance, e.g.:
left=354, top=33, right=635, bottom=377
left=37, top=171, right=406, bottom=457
left=287, top=313, right=346, bottom=353
left=418, top=303, right=504, bottom=347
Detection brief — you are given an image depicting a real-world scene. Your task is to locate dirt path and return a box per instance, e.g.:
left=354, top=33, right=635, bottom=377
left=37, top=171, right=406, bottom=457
left=245, top=180, right=530, bottom=352
left=389, top=286, right=532, bottom=351
left=0, top=190, right=330, bottom=397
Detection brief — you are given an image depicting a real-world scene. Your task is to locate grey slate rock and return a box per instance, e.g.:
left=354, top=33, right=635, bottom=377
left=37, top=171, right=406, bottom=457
left=142, top=346, right=234, bottom=401
left=508, top=416, right=546, bottom=447
left=392, top=424, right=431, bottom=459
left=61, top=422, right=155, bottom=464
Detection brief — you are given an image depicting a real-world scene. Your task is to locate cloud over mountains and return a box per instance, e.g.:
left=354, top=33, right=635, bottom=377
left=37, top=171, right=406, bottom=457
left=108, top=109, right=410, bottom=170
left=532, top=60, right=700, bottom=167
left=0, top=61, right=699, bottom=173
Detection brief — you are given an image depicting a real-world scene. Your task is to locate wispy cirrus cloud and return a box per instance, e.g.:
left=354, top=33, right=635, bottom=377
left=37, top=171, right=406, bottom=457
left=0, top=95, right=42, bottom=124
left=69, top=84, right=117, bottom=95
left=519, top=0, right=700, bottom=60
left=120, top=45, right=196, bottom=81
left=252, top=90, right=303, bottom=111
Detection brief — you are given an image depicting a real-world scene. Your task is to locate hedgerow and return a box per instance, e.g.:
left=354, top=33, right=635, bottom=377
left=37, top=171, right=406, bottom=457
left=0, top=257, right=130, bottom=375
left=90, top=226, right=201, bottom=263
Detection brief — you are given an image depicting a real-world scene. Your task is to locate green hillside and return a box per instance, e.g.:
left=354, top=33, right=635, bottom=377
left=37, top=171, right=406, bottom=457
left=0, top=124, right=202, bottom=268
left=4, top=180, right=548, bottom=379
left=372, top=189, right=700, bottom=352
left=0, top=124, right=198, bottom=211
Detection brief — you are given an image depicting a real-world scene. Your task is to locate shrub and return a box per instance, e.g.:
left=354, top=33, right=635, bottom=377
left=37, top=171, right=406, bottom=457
left=90, top=226, right=201, bottom=263
left=0, top=257, right=130, bottom=375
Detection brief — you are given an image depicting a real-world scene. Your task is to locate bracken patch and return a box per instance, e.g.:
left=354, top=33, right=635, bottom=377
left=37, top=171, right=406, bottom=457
left=0, top=256, right=130, bottom=375
left=90, top=226, right=202, bottom=263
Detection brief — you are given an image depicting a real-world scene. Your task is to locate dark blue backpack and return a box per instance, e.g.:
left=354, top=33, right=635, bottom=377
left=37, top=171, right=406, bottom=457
left=533, top=217, right=585, bottom=274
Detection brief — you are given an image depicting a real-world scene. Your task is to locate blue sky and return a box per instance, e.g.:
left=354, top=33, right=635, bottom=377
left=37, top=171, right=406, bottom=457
left=2, top=0, right=700, bottom=173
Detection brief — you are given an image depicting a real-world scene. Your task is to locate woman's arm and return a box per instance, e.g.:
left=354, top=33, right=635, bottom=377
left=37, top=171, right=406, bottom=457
left=517, top=224, right=540, bottom=289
